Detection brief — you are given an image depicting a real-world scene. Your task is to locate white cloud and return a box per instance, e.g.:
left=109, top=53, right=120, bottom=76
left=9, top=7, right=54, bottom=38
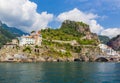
left=101, top=28, right=120, bottom=38
left=0, top=1, right=119, bottom=38
left=57, top=8, right=103, bottom=34
left=0, top=0, right=53, bottom=32
left=89, top=20, right=103, bottom=34
left=57, top=8, right=120, bottom=38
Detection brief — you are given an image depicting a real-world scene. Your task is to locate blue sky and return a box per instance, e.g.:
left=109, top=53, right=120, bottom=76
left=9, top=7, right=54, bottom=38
left=0, top=0, right=120, bottom=37
left=30, top=0, right=120, bottom=28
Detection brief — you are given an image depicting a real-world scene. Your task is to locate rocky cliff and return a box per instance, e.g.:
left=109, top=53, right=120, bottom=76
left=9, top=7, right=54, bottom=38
left=107, top=35, right=120, bottom=51
left=42, top=20, right=100, bottom=45
left=61, top=20, right=99, bottom=41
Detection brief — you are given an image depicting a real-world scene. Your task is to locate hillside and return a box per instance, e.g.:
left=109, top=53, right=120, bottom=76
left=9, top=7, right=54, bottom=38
left=0, top=26, right=15, bottom=47
left=0, top=20, right=28, bottom=47
left=41, top=20, right=100, bottom=45
left=98, top=35, right=110, bottom=44
left=0, top=20, right=28, bottom=37
left=107, top=35, right=120, bottom=51
left=2, top=24, right=28, bottom=36
left=40, top=20, right=102, bottom=61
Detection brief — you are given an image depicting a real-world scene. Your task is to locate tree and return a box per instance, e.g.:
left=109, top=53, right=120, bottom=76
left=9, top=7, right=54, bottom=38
left=23, top=46, right=32, bottom=53
left=31, top=31, right=35, bottom=34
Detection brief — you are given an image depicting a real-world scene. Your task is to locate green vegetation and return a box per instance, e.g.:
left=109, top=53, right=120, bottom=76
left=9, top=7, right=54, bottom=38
left=0, top=22, right=27, bottom=47
left=2, top=24, right=28, bottom=36
left=31, top=30, right=35, bottom=34
left=0, top=26, right=15, bottom=47
left=78, top=39, right=97, bottom=45
left=23, top=46, right=32, bottom=53
left=41, top=20, right=100, bottom=57
left=98, top=35, right=110, bottom=44
left=35, top=45, right=39, bottom=48
left=41, top=20, right=99, bottom=45
left=45, top=48, right=72, bottom=57
left=41, top=21, right=87, bottom=41
left=42, top=40, right=81, bottom=53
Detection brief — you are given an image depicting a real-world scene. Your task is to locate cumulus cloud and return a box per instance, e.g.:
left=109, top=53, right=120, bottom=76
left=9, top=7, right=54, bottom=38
left=101, top=28, right=120, bottom=38
left=57, top=8, right=120, bottom=37
left=0, top=1, right=119, bottom=38
left=57, top=8, right=103, bottom=34
left=0, top=0, right=53, bottom=32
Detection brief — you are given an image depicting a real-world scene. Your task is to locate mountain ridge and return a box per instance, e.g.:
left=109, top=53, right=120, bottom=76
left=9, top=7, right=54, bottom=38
left=98, top=35, right=110, bottom=44
left=0, top=26, right=15, bottom=47
left=0, top=20, right=28, bottom=47
left=2, top=24, right=28, bottom=36
left=0, top=20, right=28, bottom=36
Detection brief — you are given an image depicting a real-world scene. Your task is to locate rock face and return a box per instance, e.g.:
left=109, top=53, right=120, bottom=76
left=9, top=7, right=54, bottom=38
left=107, top=35, right=120, bottom=51
left=75, top=23, right=90, bottom=33
left=62, top=20, right=90, bottom=34
left=61, top=20, right=100, bottom=42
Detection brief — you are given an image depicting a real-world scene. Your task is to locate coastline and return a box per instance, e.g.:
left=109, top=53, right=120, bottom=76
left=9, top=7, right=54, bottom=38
left=0, top=56, right=120, bottom=63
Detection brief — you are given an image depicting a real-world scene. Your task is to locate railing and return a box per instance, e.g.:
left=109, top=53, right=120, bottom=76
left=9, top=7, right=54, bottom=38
left=96, top=55, right=120, bottom=58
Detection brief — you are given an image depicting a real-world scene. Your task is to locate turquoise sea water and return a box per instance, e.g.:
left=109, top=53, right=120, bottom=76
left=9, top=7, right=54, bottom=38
left=0, top=62, right=120, bottom=83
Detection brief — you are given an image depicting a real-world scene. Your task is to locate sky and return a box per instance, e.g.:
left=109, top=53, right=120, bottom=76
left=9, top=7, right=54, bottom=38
left=0, top=0, right=120, bottom=38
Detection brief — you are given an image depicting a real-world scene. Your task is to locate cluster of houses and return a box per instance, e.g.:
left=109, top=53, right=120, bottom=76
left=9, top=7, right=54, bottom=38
left=99, top=44, right=119, bottom=56
left=4, top=31, right=42, bottom=48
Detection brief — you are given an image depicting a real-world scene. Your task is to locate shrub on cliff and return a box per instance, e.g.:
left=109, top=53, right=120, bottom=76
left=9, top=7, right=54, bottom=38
left=23, top=46, right=32, bottom=53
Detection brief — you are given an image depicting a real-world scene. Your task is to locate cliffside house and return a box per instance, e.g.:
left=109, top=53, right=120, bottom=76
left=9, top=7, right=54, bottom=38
left=12, top=39, right=19, bottom=45
left=3, top=39, right=18, bottom=49
left=3, top=43, right=17, bottom=49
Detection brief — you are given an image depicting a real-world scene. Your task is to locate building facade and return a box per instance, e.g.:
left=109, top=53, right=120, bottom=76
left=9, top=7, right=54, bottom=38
left=99, top=44, right=119, bottom=56
left=18, top=31, right=42, bottom=46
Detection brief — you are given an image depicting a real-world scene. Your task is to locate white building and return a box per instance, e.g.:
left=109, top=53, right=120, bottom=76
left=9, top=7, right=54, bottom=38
left=18, top=36, right=35, bottom=46
left=18, top=31, right=42, bottom=46
left=99, top=44, right=119, bottom=56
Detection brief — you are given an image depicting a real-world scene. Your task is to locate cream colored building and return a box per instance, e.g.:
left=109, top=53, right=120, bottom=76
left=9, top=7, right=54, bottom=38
left=12, top=39, right=19, bottom=45
left=18, top=31, right=42, bottom=46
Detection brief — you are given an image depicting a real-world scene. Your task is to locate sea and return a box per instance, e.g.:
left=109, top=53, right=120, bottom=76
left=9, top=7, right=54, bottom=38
left=0, top=62, right=120, bottom=83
